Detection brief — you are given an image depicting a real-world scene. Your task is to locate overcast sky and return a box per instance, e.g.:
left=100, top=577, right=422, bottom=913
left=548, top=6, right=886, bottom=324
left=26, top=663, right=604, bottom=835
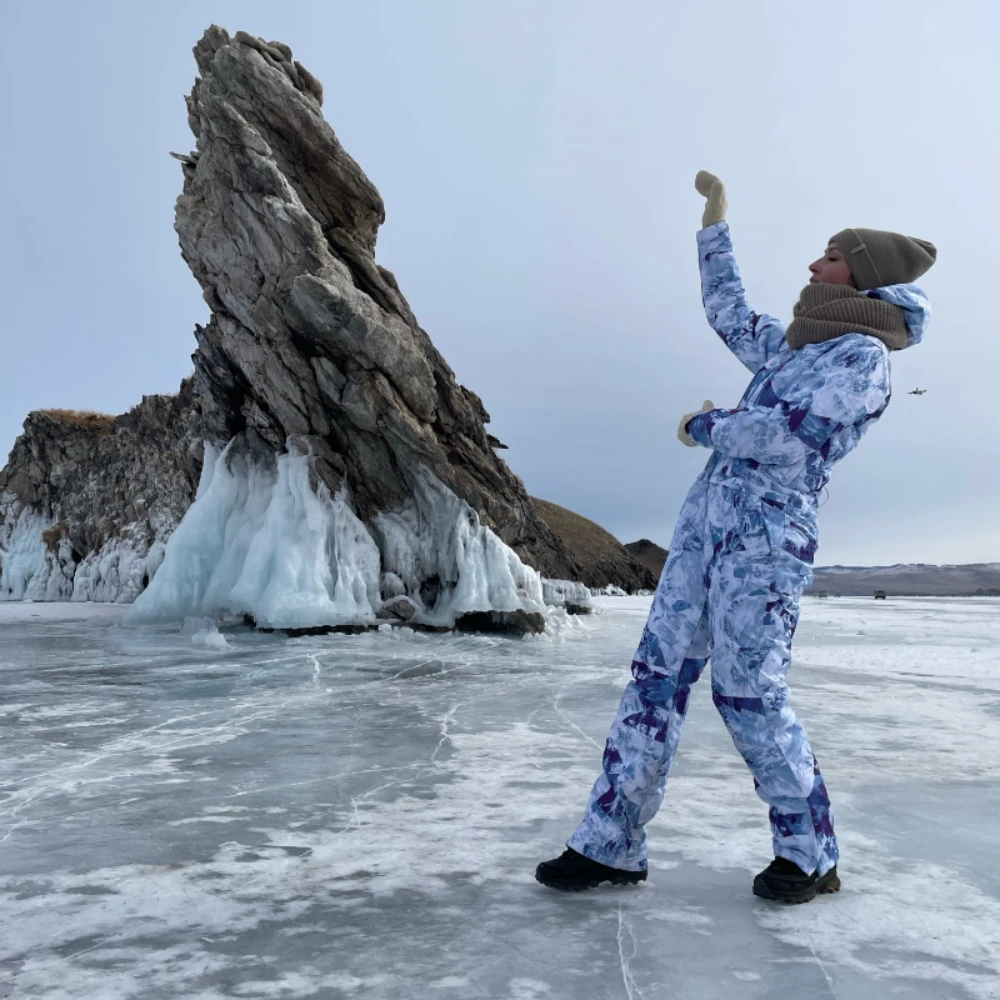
left=2, top=0, right=998, bottom=565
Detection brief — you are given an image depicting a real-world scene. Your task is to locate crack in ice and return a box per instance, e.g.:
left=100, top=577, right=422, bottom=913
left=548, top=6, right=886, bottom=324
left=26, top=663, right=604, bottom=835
left=221, top=763, right=422, bottom=802
left=617, top=903, right=644, bottom=1000
left=553, top=689, right=602, bottom=750
left=430, top=703, right=461, bottom=768
left=808, top=941, right=838, bottom=997
left=0, top=705, right=289, bottom=846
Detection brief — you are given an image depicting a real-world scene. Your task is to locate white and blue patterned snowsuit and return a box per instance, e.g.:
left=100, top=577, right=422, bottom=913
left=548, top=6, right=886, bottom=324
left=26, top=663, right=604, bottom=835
left=569, top=222, right=930, bottom=876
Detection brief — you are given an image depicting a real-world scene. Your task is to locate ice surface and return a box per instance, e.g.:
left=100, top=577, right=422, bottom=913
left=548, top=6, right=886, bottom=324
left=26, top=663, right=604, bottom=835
left=1, top=596, right=998, bottom=999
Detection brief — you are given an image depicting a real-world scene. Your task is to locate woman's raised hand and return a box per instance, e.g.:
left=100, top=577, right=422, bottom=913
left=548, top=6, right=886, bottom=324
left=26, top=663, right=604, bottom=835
left=695, top=171, right=727, bottom=229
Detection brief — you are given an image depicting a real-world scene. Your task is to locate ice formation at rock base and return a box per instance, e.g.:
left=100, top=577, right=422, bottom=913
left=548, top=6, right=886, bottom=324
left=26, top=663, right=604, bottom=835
left=0, top=503, right=169, bottom=606
left=3, top=442, right=578, bottom=633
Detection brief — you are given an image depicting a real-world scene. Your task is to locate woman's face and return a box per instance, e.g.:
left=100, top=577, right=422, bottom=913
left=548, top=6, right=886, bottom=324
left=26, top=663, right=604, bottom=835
left=809, top=243, right=855, bottom=286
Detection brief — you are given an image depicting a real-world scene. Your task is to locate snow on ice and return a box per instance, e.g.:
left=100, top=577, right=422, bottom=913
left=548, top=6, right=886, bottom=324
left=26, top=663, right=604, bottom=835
left=1, top=595, right=998, bottom=999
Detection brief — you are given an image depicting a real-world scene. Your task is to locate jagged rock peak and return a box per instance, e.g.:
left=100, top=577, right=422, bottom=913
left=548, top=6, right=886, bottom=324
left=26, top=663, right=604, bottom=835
left=2, top=27, right=624, bottom=627
left=175, top=25, right=574, bottom=580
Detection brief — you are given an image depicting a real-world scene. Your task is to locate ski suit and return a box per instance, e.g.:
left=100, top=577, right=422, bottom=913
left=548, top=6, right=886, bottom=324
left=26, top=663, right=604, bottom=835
left=568, top=221, right=930, bottom=876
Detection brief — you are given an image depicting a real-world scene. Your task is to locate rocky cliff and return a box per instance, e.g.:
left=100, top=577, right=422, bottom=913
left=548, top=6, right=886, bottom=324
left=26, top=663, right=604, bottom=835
left=0, top=384, right=202, bottom=602
left=0, top=26, right=654, bottom=628
left=532, top=499, right=657, bottom=592
left=624, top=539, right=668, bottom=582
left=172, top=26, right=574, bottom=576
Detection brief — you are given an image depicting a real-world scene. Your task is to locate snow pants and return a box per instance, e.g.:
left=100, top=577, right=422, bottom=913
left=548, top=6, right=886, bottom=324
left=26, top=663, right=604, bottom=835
left=568, top=476, right=839, bottom=876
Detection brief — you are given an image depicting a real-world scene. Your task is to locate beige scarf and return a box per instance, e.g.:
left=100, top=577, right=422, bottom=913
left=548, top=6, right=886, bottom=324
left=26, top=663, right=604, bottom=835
left=785, top=283, right=908, bottom=351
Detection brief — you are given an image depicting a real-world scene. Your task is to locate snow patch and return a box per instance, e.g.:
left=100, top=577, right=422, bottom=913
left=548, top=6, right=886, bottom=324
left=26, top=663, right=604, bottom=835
left=181, top=616, right=229, bottom=649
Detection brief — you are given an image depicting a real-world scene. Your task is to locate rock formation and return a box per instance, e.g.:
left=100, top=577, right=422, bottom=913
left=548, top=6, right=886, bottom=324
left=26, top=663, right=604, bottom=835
left=532, top=499, right=657, bottom=592
left=172, top=26, right=574, bottom=575
left=623, top=538, right=668, bottom=582
left=0, top=26, right=653, bottom=629
left=0, top=385, right=202, bottom=602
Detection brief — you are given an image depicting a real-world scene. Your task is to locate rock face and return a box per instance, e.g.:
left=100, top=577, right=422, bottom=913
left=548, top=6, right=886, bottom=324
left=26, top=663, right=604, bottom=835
left=174, top=26, right=572, bottom=578
left=3, top=26, right=635, bottom=624
left=0, top=385, right=203, bottom=602
left=624, top=538, right=668, bottom=582
left=531, top=498, right=657, bottom=592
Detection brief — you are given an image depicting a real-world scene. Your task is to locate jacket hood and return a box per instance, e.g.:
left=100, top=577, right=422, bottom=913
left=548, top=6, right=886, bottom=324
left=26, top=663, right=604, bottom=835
left=864, top=283, right=931, bottom=348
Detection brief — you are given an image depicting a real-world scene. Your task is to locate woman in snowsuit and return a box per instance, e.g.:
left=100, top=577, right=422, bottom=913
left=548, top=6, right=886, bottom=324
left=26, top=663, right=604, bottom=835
left=536, top=172, right=936, bottom=903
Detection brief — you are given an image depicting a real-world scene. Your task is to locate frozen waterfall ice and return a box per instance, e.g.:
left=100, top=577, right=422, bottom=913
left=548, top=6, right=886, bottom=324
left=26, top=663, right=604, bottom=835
left=0, top=502, right=169, bottom=605
left=126, top=443, right=381, bottom=629
left=125, top=443, right=548, bottom=629
left=0, top=507, right=74, bottom=602
left=372, top=471, right=546, bottom=626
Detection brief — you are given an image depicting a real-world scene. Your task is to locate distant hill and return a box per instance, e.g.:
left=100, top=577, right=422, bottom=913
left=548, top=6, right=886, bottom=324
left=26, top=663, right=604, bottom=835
left=807, top=563, right=1000, bottom=596
left=624, top=539, right=668, bottom=580
left=530, top=498, right=657, bottom=593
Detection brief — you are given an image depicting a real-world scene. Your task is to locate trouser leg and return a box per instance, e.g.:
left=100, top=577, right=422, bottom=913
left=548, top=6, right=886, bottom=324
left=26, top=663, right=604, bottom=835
left=567, top=615, right=708, bottom=870
left=707, top=489, right=839, bottom=876
left=567, top=482, right=711, bottom=871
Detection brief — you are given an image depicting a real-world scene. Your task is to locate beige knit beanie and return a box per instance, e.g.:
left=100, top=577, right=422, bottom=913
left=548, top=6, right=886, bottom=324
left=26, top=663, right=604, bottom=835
left=829, top=228, right=937, bottom=291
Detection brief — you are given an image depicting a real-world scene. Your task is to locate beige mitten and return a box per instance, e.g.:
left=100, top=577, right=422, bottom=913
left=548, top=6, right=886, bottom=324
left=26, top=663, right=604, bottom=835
left=678, top=399, right=715, bottom=447
left=694, top=170, right=727, bottom=228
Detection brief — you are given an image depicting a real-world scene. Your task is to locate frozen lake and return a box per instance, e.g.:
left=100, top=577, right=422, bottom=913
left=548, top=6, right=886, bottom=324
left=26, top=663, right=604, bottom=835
left=1, top=596, right=998, bottom=999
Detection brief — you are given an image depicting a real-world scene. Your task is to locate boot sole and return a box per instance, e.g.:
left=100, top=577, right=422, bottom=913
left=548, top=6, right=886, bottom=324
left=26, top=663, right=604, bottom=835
left=753, top=870, right=841, bottom=904
left=535, top=870, right=647, bottom=892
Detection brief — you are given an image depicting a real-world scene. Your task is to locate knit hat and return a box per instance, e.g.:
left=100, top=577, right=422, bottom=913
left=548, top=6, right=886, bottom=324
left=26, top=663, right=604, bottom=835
left=829, top=228, right=937, bottom=291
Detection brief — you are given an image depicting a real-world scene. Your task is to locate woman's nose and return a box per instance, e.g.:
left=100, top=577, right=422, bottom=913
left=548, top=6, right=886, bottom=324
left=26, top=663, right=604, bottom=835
left=808, top=260, right=820, bottom=275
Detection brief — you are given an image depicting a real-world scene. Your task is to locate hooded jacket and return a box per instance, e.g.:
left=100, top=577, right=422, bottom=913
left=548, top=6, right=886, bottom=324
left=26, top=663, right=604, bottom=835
left=686, top=222, right=930, bottom=500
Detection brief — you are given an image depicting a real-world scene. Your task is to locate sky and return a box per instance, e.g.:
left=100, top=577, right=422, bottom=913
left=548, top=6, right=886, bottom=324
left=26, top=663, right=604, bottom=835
left=2, top=0, right=998, bottom=566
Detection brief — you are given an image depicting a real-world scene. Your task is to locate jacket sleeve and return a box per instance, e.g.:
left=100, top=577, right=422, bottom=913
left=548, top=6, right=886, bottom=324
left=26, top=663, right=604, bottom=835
left=686, top=337, right=890, bottom=464
left=698, top=222, right=788, bottom=373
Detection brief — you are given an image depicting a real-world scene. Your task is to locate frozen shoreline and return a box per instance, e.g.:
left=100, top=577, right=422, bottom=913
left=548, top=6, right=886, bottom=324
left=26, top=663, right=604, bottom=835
left=2, top=590, right=997, bottom=624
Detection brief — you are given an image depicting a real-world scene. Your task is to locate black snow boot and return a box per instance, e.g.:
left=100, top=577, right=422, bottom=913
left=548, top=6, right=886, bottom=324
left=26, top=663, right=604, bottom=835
left=535, top=848, right=647, bottom=891
left=752, top=857, right=841, bottom=904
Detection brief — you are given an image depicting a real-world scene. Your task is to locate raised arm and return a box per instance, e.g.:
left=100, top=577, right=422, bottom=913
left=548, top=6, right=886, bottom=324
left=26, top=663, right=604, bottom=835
left=694, top=172, right=788, bottom=372
left=684, top=336, right=891, bottom=465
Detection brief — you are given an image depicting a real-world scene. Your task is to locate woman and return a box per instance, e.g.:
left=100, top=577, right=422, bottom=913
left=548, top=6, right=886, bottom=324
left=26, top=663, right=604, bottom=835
left=536, top=171, right=935, bottom=904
